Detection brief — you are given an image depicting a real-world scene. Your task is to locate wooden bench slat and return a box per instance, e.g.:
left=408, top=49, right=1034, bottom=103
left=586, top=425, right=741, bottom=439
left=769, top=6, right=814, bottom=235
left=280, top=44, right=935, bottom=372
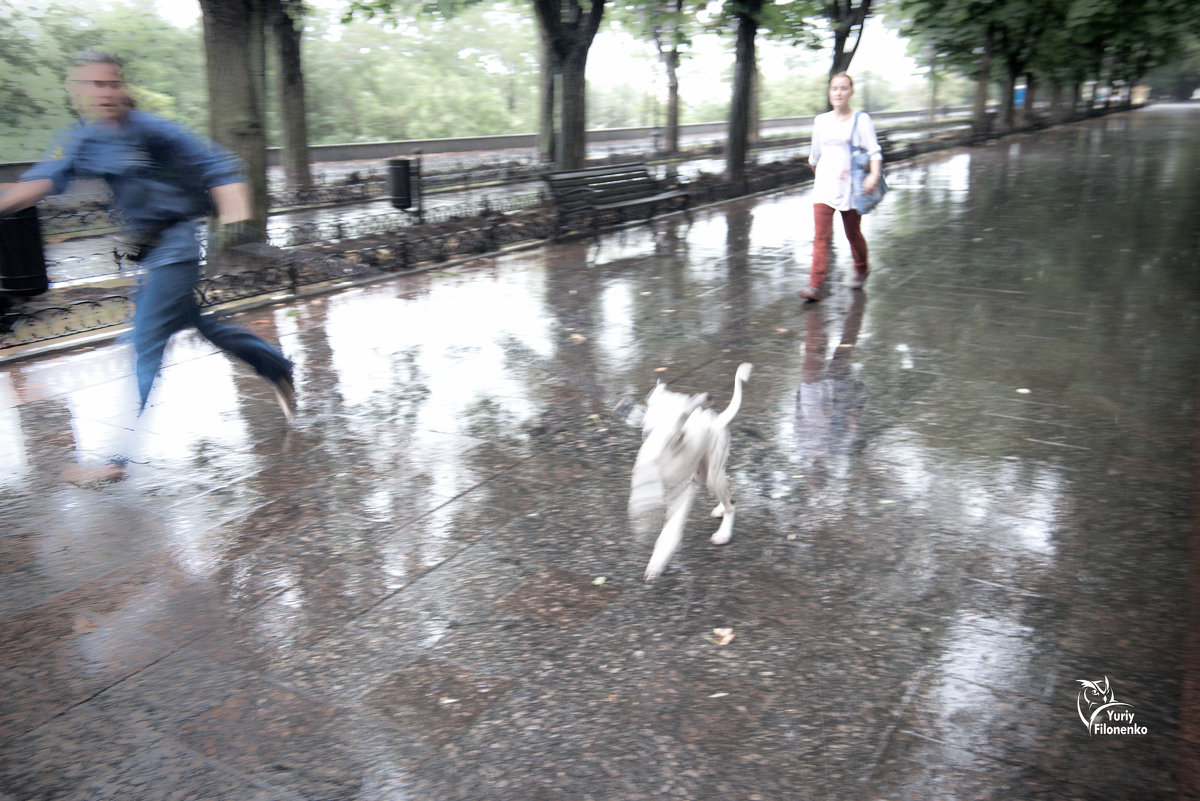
left=543, top=161, right=690, bottom=234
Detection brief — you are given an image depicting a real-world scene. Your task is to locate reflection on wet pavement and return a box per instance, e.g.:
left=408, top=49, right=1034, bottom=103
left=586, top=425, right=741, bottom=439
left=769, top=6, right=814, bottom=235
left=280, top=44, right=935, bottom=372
left=1, top=105, right=1198, bottom=799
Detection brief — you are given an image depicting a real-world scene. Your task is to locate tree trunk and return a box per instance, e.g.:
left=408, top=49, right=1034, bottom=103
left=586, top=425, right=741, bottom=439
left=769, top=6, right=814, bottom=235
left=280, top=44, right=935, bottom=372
left=748, top=64, right=760, bottom=145
left=971, top=28, right=993, bottom=134
left=1049, top=82, right=1063, bottom=122
left=725, top=4, right=758, bottom=184
left=199, top=0, right=268, bottom=247
left=663, top=49, right=679, bottom=154
left=653, top=0, right=683, bottom=155
left=537, top=36, right=556, bottom=164
left=1000, top=61, right=1017, bottom=130
left=560, top=46, right=588, bottom=169
left=267, top=0, right=311, bottom=192
left=926, top=54, right=939, bottom=121
left=531, top=0, right=605, bottom=170
left=1022, top=72, right=1036, bottom=125
left=827, top=0, right=873, bottom=101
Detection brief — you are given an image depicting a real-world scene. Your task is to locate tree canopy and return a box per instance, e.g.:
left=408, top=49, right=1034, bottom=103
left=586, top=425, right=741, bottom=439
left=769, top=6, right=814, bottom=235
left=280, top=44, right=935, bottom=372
left=0, top=2, right=205, bottom=160
left=894, top=0, right=1200, bottom=130
left=2, top=0, right=1195, bottom=165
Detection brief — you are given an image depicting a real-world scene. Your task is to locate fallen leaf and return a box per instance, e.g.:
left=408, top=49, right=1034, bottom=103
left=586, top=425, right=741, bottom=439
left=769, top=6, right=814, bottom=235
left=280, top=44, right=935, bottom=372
left=592, top=576, right=607, bottom=585
left=654, top=367, right=669, bottom=373
left=570, top=333, right=587, bottom=342
left=708, top=692, right=729, bottom=699
left=711, top=627, right=735, bottom=645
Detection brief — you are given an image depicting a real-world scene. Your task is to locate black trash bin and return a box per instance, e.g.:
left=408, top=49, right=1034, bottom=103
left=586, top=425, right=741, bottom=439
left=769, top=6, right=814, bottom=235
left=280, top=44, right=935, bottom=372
left=0, top=207, right=49, bottom=297
left=388, top=158, right=412, bottom=210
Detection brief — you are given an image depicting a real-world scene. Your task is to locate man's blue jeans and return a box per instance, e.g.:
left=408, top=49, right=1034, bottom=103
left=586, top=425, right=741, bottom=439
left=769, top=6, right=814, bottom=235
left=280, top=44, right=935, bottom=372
left=132, top=260, right=291, bottom=410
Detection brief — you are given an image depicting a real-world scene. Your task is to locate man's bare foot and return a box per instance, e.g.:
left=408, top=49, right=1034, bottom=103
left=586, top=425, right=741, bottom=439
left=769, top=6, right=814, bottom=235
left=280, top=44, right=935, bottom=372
left=63, top=462, right=127, bottom=486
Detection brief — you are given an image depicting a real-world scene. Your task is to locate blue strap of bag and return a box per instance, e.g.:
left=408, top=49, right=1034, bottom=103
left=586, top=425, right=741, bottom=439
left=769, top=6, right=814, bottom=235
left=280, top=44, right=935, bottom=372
left=847, top=111, right=885, bottom=213
left=849, top=111, right=870, bottom=165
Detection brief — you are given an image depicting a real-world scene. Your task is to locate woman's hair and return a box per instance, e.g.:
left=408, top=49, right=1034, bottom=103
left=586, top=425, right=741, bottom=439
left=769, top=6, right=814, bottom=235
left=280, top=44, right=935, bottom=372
left=829, top=72, right=854, bottom=89
left=70, top=49, right=124, bottom=72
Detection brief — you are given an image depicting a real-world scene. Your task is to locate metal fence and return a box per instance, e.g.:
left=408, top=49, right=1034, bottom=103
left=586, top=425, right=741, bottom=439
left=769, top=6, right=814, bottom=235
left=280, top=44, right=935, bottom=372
left=0, top=105, right=1135, bottom=355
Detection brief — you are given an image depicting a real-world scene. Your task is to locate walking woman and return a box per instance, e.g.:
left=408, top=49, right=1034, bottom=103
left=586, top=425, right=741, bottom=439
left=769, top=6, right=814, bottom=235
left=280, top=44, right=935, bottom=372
left=803, top=72, right=883, bottom=302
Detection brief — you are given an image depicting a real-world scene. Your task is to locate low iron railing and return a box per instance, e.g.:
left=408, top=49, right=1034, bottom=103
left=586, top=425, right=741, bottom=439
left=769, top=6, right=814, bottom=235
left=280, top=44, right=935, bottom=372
left=0, top=105, right=1137, bottom=356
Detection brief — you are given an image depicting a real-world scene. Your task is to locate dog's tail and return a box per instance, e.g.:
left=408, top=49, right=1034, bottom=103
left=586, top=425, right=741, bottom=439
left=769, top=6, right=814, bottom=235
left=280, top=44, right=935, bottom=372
left=716, top=363, right=753, bottom=428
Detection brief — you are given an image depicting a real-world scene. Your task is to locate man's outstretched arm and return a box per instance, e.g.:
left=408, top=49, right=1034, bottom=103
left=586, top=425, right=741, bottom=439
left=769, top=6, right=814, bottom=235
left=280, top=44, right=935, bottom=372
left=0, top=180, right=54, bottom=217
left=209, top=181, right=253, bottom=224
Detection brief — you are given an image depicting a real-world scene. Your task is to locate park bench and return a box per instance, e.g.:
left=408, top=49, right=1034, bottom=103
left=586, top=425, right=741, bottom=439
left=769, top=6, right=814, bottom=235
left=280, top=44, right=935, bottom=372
left=543, top=162, right=690, bottom=235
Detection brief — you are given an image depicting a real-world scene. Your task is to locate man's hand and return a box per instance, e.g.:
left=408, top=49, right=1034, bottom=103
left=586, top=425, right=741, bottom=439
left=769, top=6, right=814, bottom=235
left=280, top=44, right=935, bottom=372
left=0, top=179, right=53, bottom=217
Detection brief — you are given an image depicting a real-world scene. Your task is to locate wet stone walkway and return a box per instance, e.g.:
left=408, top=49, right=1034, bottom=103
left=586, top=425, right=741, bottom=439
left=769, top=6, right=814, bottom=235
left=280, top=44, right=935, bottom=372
left=2, top=104, right=1199, bottom=800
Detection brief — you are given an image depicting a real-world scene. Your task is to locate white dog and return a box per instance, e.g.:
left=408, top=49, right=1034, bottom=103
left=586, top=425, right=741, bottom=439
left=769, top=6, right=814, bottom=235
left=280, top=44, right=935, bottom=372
left=629, top=363, right=752, bottom=580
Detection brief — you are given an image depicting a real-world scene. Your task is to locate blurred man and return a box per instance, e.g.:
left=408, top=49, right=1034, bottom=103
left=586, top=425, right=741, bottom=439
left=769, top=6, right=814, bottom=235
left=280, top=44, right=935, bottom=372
left=0, top=50, right=296, bottom=482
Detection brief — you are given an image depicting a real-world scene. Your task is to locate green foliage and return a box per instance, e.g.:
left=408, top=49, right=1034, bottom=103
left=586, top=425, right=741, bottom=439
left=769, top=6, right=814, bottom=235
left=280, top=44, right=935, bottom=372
left=756, top=0, right=823, bottom=48
left=589, top=82, right=660, bottom=128
left=343, top=0, right=488, bottom=24
left=704, top=0, right=822, bottom=47
left=893, top=0, right=1200, bottom=91
left=758, top=69, right=827, bottom=116
left=303, top=2, right=540, bottom=141
left=0, top=0, right=204, bottom=162
left=0, top=3, right=72, bottom=160
left=1141, top=34, right=1200, bottom=100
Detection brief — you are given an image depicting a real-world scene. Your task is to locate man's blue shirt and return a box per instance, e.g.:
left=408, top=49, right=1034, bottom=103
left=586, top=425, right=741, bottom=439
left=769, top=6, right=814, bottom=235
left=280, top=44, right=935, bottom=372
left=23, top=111, right=244, bottom=267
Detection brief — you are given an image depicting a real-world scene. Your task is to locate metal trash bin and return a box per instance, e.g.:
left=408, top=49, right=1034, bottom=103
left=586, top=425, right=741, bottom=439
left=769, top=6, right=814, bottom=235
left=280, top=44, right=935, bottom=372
left=388, top=158, right=412, bottom=210
left=0, top=206, right=49, bottom=297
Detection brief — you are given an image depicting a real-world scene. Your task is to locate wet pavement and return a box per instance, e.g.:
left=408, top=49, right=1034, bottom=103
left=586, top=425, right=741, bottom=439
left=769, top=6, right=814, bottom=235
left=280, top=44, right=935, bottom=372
left=2, top=103, right=1199, bottom=800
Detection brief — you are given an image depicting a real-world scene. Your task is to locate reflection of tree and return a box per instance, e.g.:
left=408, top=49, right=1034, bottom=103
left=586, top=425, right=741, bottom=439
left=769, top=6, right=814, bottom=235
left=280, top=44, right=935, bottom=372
left=229, top=309, right=288, bottom=424
left=8, top=366, right=76, bottom=482
left=725, top=205, right=753, bottom=269
left=545, top=240, right=602, bottom=400
left=721, top=205, right=755, bottom=360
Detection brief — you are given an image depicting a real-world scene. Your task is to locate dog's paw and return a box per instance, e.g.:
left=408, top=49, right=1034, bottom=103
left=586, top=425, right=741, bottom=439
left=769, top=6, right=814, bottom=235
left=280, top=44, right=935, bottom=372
left=711, top=514, right=734, bottom=545
left=710, top=503, right=727, bottom=518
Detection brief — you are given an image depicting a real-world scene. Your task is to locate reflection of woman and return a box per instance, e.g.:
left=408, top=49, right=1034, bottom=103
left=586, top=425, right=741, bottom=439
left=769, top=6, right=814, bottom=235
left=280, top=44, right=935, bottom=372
left=796, top=292, right=867, bottom=480
left=803, top=72, right=882, bottom=302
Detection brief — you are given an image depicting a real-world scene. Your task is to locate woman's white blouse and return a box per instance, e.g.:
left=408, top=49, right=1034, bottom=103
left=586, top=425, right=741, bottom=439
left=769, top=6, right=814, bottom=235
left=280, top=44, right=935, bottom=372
left=809, top=110, right=882, bottom=211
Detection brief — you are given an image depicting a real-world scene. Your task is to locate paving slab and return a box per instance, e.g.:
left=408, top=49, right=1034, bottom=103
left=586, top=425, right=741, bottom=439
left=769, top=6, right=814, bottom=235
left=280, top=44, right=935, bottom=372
left=1, top=104, right=1199, bottom=800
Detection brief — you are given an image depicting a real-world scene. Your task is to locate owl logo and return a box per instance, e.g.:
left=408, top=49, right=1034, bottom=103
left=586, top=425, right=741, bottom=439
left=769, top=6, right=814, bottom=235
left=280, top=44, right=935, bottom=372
left=1076, top=677, right=1134, bottom=735
left=1077, top=677, right=1113, bottom=723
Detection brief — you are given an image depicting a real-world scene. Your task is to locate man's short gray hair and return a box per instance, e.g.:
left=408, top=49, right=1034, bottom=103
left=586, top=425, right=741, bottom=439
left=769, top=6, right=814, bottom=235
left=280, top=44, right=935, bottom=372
left=70, top=49, right=124, bottom=72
